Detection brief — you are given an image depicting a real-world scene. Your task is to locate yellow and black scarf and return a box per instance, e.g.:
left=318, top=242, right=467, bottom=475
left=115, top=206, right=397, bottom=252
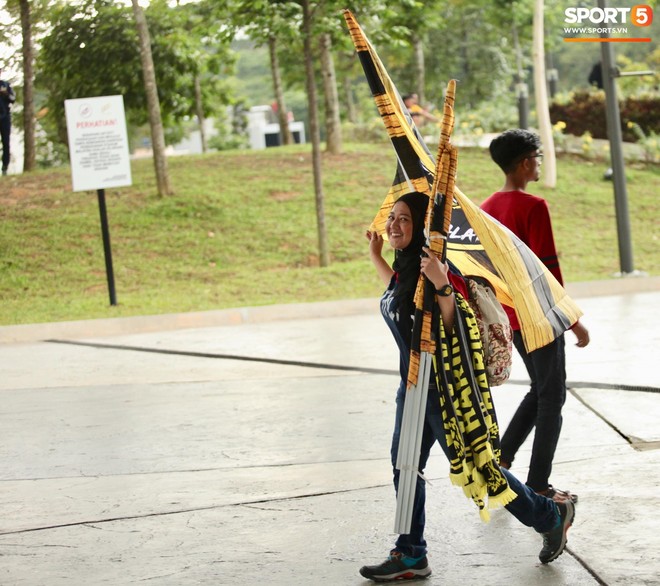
left=432, top=292, right=518, bottom=521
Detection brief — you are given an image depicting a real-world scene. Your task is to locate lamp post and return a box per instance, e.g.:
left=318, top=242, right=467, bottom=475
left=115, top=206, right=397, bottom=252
left=598, top=0, right=634, bottom=274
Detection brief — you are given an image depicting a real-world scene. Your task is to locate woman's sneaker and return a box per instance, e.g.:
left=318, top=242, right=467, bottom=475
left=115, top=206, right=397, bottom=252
left=539, top=500, right=576, bottom=564
left=359, top=550, right=432, bottom=582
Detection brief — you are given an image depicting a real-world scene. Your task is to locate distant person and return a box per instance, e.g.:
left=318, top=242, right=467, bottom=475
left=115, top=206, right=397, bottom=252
left=481, top=129, right=590, bottom=504
left=402, top=93, right=438, bottom=126
left=359, top=191, right=576, bottom=582
left=0, top=67, right=16, bottom=176
left=588, top=63, right=603, bottom=89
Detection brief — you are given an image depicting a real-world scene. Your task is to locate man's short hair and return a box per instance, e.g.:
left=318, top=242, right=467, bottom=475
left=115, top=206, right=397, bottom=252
left=489, top=129, right=542, bottom=174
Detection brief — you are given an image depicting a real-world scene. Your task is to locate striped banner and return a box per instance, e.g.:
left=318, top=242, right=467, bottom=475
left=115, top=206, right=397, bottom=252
left=343, top=9, right=582, bottom=353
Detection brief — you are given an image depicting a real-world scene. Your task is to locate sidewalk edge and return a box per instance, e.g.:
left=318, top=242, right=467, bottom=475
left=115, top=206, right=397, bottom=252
left=2, top=276, right=658, bottom=344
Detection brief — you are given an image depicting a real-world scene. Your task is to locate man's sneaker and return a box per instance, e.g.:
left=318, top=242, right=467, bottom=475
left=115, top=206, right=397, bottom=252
left=359, top=550, right=431, bottom=582
left=539, top=500, right=576, bottom=564
left=536, top=485, right=578, bottom=504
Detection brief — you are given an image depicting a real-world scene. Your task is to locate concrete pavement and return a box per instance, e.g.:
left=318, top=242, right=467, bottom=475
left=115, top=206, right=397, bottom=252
left=0, top=278, right=659, bottom=585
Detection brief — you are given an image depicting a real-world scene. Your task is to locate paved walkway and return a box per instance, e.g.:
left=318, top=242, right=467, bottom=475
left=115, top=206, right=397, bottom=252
left=1, top=278, right=658, bottom=585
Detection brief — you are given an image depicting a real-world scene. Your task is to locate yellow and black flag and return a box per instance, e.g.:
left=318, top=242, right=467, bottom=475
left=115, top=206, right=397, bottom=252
left=343, top=9, right=582, bottom=353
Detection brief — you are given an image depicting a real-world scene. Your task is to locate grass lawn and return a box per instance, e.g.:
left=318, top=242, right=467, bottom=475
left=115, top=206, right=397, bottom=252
left=0, top=142, right=657, bottom=326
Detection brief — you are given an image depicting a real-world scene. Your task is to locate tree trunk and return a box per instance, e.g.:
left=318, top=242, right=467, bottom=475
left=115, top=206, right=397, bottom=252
left=19, top=0, right=35, bottom=172
left=194, top=74, right=207, bottom=153
left=302, top=0, right=329, bottom=267
left=131, top=0, right=173, bottom=196
left=343, top=76, right=357, bottom=124
left=412, top=34, right=425, bottom=105
left=268, top=35, right=293, bottom=146
left=319, top=32, right=341, bottom=155
left=533, top=0, right=556, bottom=188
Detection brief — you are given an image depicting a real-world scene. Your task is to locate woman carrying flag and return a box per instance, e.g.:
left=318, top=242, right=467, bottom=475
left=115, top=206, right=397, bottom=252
left=360, top=191, right=576, bottom=583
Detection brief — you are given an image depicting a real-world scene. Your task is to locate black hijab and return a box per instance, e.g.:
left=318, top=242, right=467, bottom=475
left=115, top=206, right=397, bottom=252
left=391, top=192, right=430, bottom=305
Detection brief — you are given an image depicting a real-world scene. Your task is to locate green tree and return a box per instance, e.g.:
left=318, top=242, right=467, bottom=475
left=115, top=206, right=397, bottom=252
left=303, top=1, right=395, bottom=152
left=38, top=1, right=142, bottom=151
left=36, top=0, right=234, bottom=159
left=147, top=0, right=237, bottom=152
left=378, top=0, right=446, bottom=105
left=231, top=0, right=301, bottom=146
left=232, top=0, right=337, bottom=263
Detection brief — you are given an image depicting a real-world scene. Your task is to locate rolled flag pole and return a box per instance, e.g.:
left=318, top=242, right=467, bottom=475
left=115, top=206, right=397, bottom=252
left=394, top=351, right=433, bottom=533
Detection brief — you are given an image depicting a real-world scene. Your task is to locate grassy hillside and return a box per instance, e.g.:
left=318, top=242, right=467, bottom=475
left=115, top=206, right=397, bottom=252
left=0, top=143, right=657, bottom=326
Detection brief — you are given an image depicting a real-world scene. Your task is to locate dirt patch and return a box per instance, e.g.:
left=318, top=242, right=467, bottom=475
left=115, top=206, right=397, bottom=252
left=0, top=174, right=73, bottom=208
left=269, top=190, right=300, bottom=202
left=305, top=254, right=320, bottom=267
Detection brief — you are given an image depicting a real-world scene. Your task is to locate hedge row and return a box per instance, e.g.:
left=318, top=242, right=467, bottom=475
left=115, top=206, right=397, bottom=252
left=549, top=91, right=660, bottom=142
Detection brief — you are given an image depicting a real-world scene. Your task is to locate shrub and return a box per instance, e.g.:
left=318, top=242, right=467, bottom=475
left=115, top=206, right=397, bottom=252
left=626, top=121, right=660, bottom=163
left=550, top=90, right=660, bottom=142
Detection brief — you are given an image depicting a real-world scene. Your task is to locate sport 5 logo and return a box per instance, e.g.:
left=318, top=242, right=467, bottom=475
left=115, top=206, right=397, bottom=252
left=565, top=5, right=653, bottom=26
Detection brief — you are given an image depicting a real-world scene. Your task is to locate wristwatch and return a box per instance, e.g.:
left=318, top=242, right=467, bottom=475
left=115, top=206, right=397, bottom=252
left=435, top=283, right=454, bottom=297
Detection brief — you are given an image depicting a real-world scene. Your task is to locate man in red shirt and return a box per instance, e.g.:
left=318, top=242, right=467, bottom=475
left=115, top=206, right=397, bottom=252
left=481, top=129, right=590, bottom=503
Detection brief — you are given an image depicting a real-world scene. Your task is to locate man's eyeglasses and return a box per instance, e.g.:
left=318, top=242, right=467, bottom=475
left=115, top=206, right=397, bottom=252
left=515, top=153, right=543, bottom=166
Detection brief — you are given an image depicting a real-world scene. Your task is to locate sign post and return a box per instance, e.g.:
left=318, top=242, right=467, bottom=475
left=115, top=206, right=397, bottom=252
left=96, top=188, right=117, bottom=306
left=65, top=95, right=132, bottom=306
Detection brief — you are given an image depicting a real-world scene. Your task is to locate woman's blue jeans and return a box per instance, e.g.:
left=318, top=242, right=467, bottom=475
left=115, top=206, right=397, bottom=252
left=391, top=380, right=559, bottom=558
